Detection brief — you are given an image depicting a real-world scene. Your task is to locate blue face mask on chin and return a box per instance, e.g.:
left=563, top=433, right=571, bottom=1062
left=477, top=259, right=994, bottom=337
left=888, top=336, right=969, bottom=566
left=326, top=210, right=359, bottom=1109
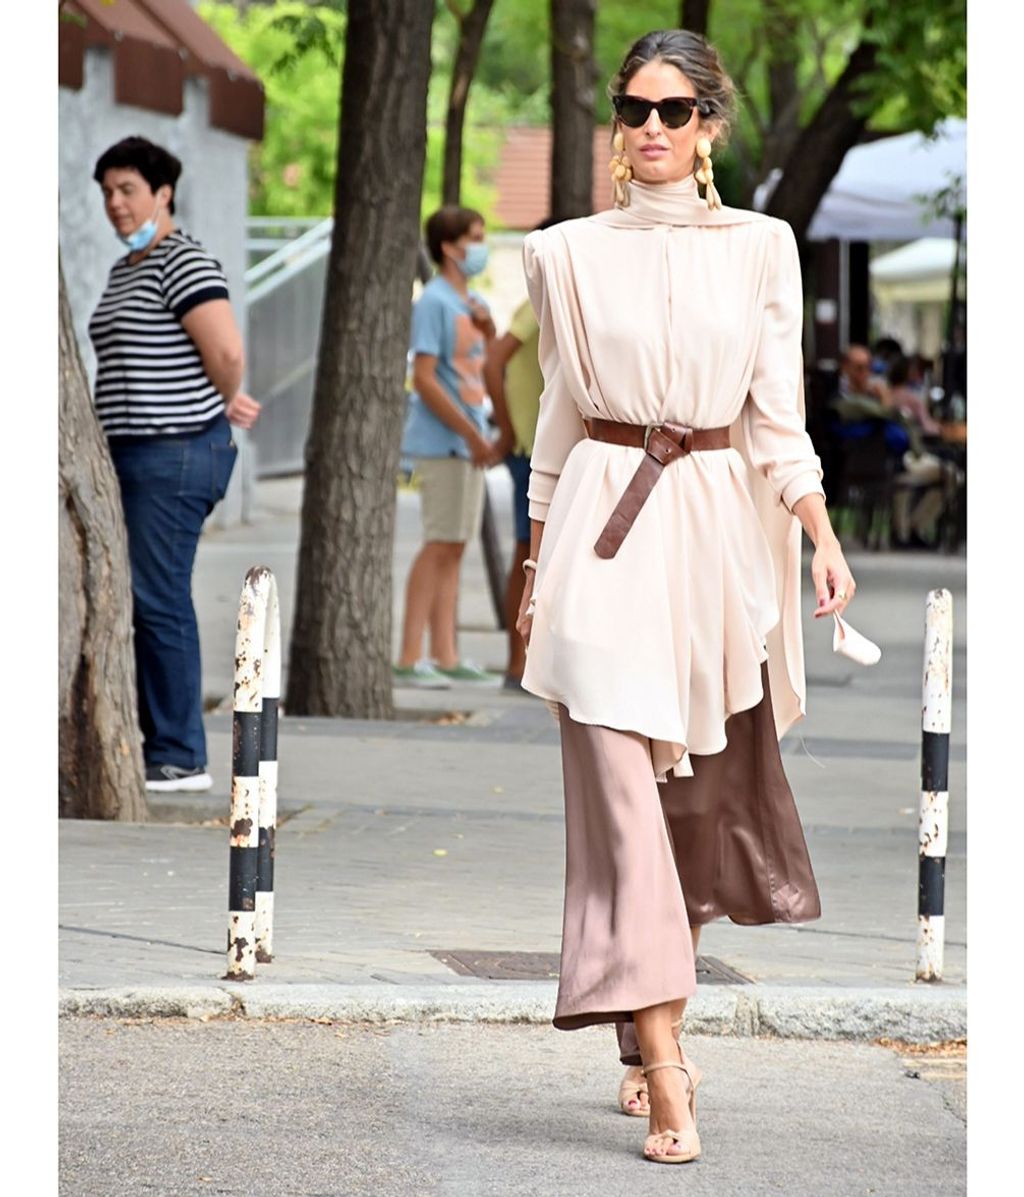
left=117, top=202, right=161, bottom=252
left=457, top=240, right=489, bottom=277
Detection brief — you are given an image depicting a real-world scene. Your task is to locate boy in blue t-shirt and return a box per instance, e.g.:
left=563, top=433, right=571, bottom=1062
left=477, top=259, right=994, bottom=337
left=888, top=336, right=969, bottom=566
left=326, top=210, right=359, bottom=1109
left=395, top=206, right=502, bottom=688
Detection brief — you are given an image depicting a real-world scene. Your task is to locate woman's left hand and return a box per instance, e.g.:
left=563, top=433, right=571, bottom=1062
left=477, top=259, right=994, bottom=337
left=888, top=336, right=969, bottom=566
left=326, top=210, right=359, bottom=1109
left=226, top=391, right=261, bottom=429
left=811, top=537, right=856, bottom=618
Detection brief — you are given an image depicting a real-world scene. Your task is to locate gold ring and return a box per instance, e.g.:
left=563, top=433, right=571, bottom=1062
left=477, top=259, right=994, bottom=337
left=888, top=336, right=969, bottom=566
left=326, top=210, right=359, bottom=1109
left=837, top=589, right=847, bottom=601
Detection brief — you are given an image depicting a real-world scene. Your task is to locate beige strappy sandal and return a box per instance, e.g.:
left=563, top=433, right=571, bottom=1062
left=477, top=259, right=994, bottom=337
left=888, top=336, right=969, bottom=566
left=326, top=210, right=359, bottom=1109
left=617, top=1067, right=649, bottom=1117
left=617, top=1017, right=689, bottom=1117
left=640, top=1055, right=703, bottom=1164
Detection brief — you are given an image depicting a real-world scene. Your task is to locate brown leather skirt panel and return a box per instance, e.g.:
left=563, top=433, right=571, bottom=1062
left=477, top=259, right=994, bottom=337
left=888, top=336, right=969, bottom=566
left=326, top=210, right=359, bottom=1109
left=663, top=660, right=821, bottom=928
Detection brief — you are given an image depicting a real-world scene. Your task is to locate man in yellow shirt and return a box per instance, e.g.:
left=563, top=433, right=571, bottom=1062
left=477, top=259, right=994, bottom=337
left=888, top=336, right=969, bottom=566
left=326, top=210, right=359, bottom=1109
left=484, top=282, right=545, bottom=690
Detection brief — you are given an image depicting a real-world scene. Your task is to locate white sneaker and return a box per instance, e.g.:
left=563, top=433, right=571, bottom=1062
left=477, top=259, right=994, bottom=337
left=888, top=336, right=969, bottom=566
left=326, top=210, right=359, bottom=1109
left=392, top=660, right=452, bottom=689
left=145, top=764, right=214, bottom=792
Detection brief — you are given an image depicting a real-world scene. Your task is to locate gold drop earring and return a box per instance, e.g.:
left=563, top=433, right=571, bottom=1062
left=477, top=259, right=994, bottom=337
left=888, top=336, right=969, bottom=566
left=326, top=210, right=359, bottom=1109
left=609, top=127, right=633, bottom=209
left=695, top=136, right=722, bottom=211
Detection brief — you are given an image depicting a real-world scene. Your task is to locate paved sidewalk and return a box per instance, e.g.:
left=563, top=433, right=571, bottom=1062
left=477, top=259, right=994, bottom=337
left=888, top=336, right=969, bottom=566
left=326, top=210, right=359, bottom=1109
left=59, top=475, right=967, bottom=1038
left=60, top=1021, right=966, bottom=1196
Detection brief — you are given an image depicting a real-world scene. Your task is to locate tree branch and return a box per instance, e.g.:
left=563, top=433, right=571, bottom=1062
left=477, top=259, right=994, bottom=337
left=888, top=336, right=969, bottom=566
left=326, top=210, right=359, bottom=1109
left=731, top=36, right=766, bottom=139
left=766, top=38, right=879, bottom=240
left=442, top=0, right=495, bottom=205
left=764, top=0, right=799, bottom=128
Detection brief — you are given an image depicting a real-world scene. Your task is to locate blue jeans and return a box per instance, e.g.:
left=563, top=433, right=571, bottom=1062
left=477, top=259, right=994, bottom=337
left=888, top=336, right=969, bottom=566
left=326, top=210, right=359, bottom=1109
left=504, top=451, right=532, bottom=545
left=109, top=416, right=237, bottom=769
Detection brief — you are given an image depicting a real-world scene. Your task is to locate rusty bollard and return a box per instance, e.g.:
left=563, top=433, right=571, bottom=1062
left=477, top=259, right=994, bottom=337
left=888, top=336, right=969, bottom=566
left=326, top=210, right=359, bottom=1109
left=226, top=566, right=281, bottom=981
left=917, top=588, right=952, bottom=982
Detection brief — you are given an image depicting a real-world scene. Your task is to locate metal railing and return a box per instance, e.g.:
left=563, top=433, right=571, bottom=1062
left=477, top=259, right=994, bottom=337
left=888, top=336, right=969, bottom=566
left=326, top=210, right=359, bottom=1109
left=244, top=218, right=334, bottom=476
left=245, top=216, right=329, bottom=271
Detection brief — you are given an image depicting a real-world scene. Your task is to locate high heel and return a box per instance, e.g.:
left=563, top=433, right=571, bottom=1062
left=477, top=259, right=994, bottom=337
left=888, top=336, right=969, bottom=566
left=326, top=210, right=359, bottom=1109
left=640, top=1059, right=702, bottom=1164
left=617, top=1017, right=692, bottom=1117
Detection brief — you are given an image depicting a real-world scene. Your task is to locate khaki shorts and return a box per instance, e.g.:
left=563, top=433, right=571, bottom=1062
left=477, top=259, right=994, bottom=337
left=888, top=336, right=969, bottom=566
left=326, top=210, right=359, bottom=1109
left=415, top=456, right=486, bottom=543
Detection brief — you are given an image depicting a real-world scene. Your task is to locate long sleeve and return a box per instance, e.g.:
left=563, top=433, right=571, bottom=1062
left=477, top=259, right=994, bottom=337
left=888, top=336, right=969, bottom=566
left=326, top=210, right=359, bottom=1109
left=522, top=231, right=587, bottom=521
left=742, top=220, right=825, bottom=512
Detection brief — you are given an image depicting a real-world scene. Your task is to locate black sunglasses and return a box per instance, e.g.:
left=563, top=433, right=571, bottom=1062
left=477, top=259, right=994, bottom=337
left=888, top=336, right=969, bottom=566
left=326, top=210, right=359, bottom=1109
left=612, top=94, right=706, bottom=129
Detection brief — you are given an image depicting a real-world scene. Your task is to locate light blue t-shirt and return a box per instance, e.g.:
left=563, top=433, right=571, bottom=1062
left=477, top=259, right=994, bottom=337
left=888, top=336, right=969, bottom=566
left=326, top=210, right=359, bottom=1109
left=401, top=275, right=490, bottom=459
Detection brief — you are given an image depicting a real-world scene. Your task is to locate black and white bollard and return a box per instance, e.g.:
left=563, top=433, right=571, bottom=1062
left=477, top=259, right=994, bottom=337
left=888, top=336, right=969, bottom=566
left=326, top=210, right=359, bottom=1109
left=255, top=584, right=280, bottom=965
left=226, top=567, right=281, bottom=981
left=917, top=588, right=952, bottom=982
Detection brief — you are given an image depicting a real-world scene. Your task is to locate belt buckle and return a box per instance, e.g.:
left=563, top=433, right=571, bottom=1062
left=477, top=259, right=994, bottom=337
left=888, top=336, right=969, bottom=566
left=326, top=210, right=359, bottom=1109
left=645, top=422, right=694, bottom=454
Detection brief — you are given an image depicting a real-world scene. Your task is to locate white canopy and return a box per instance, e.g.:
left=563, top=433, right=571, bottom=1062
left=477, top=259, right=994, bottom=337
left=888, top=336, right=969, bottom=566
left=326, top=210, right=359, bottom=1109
left=806, top=118, right=966, bottom=242
left=869, top=237, right=960, bottom=304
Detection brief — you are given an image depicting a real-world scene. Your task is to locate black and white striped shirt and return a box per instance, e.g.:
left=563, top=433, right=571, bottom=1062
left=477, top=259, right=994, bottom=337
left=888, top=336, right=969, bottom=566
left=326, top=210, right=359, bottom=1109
left=88, top=231, right=230, bottom=437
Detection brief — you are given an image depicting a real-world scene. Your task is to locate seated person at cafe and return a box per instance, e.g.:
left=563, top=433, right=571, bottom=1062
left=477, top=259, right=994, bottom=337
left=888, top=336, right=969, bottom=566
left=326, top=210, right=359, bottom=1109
left=830, top=345, right=949, bottom=548
left=886, top=354, right=942, bottom=437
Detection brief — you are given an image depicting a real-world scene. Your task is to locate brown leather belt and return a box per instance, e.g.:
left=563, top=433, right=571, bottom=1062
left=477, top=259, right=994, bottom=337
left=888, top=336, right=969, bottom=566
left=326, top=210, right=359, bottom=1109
left=585, top=417, right=731, bottom=559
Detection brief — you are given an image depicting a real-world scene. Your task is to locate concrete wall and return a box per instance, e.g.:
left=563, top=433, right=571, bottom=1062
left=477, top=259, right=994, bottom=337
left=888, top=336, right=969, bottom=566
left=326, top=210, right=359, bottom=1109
left=59, top=47, right=253, bottom=521
left=59, top=48, right=249, bottom=375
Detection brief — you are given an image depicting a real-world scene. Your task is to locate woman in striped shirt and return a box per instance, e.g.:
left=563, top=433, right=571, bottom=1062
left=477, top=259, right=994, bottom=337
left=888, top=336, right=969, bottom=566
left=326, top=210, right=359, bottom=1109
left=89, top=136, right=261, bottom=793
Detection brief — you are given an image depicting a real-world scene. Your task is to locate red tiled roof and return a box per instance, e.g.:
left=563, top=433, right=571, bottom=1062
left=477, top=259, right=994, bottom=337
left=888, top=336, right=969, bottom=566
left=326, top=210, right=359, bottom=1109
left=493, top=127, right=616, bottom=229
left=59, top=0, right=264, bottom=141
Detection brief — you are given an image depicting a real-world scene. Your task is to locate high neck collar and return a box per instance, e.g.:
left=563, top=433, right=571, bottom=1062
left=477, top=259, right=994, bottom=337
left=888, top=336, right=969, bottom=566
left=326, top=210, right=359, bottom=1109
left=591, top=173, right=763, bottom=230
left=630, top=174, right=702, bottom=214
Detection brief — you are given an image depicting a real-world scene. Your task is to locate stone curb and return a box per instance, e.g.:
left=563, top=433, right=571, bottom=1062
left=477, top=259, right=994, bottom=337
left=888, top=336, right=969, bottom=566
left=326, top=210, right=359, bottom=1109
left=58, top=983, right=966, bottom=1042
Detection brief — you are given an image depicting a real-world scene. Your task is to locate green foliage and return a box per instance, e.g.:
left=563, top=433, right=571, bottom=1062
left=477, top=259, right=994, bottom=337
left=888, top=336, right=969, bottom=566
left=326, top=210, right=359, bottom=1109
left=199, top=0, right=964, bottom=222
left=199, top=2, right=345, bottom=216
left=856, top=1, right=967, bottom=127
left=202, top=0, right=546, bottom=224
left=710, top=1, right=964, bottom=168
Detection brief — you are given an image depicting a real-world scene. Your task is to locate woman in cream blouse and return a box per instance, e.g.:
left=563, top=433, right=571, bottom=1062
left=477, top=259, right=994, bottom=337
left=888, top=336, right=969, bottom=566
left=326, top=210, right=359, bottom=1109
left=517, top=30, right=856, bottom=1165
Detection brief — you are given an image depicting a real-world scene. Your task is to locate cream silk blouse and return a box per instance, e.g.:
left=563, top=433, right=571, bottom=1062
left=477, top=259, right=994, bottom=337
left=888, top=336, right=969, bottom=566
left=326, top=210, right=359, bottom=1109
left=520, top=175, right=826, bottom=780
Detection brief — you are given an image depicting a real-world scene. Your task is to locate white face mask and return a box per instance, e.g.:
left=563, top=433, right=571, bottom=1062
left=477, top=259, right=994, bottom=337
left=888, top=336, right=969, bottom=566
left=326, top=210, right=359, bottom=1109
left=117, top=200, right=161, bottom=251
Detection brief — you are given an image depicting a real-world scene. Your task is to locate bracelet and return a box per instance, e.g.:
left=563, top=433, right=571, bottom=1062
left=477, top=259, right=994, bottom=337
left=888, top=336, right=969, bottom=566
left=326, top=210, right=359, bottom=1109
left=523, top=558, right=538, bottom=576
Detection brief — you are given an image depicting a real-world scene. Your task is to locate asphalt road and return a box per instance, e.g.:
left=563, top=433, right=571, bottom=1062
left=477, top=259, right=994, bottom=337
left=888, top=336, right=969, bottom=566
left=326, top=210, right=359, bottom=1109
left=59, top=1020, right=965, bottom=1197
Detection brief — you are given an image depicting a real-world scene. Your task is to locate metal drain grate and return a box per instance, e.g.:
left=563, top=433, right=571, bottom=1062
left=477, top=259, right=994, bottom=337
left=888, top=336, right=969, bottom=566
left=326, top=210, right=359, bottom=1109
left=431, top=951, right=560, bottom=981
left=696, top=955, right=753, bottom=985
left=431, top=950, right=752, bottom=985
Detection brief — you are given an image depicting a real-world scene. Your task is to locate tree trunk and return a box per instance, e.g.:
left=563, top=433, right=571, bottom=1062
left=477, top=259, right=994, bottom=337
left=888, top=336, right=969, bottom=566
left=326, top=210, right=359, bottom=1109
left=550, top=0, right=596, bottom=221
left=442, top=0, right=495, bottom=206
left=760, top=0, right=803, bottom=176
left=59, top=261, right=146, bottom=820
left=679, top=0, right=711, bottom=35
left=765, top=40, right=878, bottom=241
left=286, top=0, right=435, bottom=718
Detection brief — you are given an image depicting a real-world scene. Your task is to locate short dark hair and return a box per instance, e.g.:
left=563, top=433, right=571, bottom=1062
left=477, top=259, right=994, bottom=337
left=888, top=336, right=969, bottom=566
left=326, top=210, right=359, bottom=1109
left=887, top=355, right=910, bottom=387
left=872, top=336, right=903, bottom=363
left=424, top=206, right=484, bottom=266
left=93, top=136, right=183, bottom=215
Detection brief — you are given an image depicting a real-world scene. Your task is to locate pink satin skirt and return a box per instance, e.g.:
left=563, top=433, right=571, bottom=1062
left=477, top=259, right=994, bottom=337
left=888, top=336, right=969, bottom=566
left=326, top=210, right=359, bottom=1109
left=553, top=662, right=820, bottom=1057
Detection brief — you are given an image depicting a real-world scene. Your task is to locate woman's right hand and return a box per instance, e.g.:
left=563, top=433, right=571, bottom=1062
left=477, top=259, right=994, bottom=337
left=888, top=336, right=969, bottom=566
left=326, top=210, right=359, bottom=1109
left=225, top=390, right=261, bottom=429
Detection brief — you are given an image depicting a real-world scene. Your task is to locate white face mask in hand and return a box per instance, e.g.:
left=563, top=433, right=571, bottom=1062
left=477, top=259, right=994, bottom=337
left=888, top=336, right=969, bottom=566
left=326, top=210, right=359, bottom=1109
left=832, top=613, right=881, bottom=666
